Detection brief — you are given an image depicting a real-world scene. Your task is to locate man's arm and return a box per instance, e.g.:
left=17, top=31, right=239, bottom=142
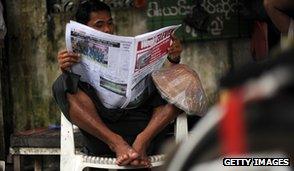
left=55, top=50, right=140, bottom=166
left=264, top=0, right=294, bottom=35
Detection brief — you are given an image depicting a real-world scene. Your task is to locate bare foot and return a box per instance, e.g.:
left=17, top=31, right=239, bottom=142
left=130, top=135, right=151, bottom=167
left=109, top=138, right=139, bottom=166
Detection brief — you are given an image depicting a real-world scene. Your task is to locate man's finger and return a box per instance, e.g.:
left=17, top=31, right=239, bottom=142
left=61, top=62, right=73, bottom=69
left=170, top=44, right=182, bottom=53
left=62, top=52, right=79, bottom=58
left=168, top=48, right=178, bottom=55
left=58, top=49, right=68, bottom=56
left=171, top=44, right=180, bottom=50
left=59, top=53, right=80, bottom=61
left=171, top=33, right=176, bottom=40
left=117, top=154, right=130, bottom=166
left=61, top=56, right=80, bottom=63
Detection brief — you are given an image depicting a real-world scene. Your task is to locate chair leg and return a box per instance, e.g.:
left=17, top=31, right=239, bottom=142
left=13, top=155, right=20, bottom=171
left=0, top=160, right=5, bottom=171
left=175, top=113, right=188, bottom=143
left=34, top=156, right=42, bottom=171
left=60, top=155, right=83, bottom=171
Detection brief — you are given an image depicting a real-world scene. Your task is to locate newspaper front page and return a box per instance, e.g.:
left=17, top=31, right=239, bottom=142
left=66, top=21, right=180, bottom=109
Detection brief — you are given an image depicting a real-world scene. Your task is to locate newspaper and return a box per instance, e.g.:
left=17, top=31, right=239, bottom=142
left=66, top=21, right=181, bottom=109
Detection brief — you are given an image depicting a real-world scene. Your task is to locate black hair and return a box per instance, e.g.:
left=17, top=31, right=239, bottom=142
left=75, top=0, right=111, bottom=24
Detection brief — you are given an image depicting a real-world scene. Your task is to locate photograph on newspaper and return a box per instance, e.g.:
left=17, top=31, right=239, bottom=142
left=100, top=76, right=127, bottom=96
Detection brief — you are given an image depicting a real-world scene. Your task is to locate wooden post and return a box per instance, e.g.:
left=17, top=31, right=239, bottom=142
left=0, top=1, right=5, bottom=163
left=1, top=0, right=13, bottom=162
left=13, top=155, right=20, bottom=171
left=34, top=156, right=42, bottom=171
left=0, top=47, right=5, bottom=158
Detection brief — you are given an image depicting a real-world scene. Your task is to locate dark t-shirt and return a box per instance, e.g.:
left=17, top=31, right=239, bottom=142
left=52, top=72, right=168, bottom=156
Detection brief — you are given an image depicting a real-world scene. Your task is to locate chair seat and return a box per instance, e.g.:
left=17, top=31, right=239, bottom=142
left=80, top=154, right=165, bottom=169
left=60, top=112, right=187, bottom=170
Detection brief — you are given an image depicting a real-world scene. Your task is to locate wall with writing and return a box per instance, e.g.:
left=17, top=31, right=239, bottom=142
left=147, top=0, right=251, bottom=41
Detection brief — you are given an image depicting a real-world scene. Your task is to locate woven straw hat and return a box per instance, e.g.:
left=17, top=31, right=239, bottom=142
left=152, top=64, right=207, bottom=116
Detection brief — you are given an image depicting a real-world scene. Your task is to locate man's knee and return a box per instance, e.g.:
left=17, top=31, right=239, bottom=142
left=67, top=89, right=89, bottom=103
left=52, top=74, right=90, bottom=104
left=263, top=0, right=290, bottom=10
left=263, top=0, right=274, bottom=10
left=66, top=89, right=97, bottom=112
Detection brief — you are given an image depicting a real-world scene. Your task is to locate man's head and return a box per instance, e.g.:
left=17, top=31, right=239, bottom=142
left=76, top=0, right=114, bottom=34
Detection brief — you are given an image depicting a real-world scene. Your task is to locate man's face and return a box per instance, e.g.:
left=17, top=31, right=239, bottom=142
left=86, top=10, right=114, bottom=34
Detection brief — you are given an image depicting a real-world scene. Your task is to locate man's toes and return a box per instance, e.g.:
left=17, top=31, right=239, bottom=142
left=116, top=154, right=128, bottom=165
left=140, top=160, right=147, bottom=166
left=120, top=154, right=133, bottom=165
left=117, top=155, right=125, bottom=164
left=120, top=149, right=139, bottom=165
left=141, top=158, right=151, bottom=167
left=115, top=156, right=122, bottom=164
left=130, top=159, right=140, bottom=166
left=129, top=150, right=139, bottom=160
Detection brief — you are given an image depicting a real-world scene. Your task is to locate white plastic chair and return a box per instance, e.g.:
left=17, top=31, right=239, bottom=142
left=60, top=112, right=188, bottom=170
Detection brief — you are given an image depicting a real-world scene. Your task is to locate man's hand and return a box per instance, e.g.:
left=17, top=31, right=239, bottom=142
left=57, top=49, right=80, bottom=71
left=167, top=34, right=182, bottom=64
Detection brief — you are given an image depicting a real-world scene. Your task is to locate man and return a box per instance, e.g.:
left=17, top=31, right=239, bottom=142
left=263, top=0, right=294, bottom=36
left=53, top=0, right=183, bottom=167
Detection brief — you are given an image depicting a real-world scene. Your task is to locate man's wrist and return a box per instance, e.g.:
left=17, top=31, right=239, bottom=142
left=167, top=55, right=181, bottom=64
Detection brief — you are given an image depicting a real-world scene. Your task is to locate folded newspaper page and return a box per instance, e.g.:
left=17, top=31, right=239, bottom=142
left=66, top=21, right=180, bottom=109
